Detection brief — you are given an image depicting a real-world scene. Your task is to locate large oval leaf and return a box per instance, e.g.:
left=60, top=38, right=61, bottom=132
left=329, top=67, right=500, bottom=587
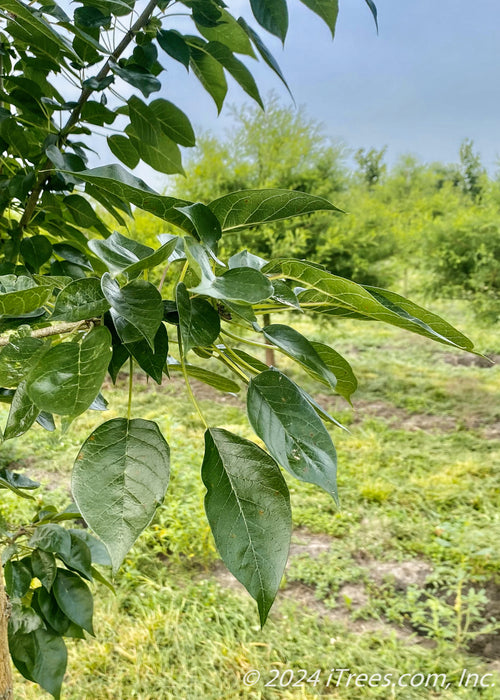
left=52, top=569, right=94, bottom=635
left=26, top=326, right=112, bottom=416
left=72, top=418, right=170, bottom=573
left=202, top=428, right=291, bottom=625
left=190, top=267, right=273, bottom=304
left=209, top=189, right=341, bottom=231
left=247, top=369, right=338, bottom=501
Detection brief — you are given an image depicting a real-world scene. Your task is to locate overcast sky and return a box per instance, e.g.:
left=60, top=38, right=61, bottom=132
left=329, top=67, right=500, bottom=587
left=151, top=0, right=499, bottom=180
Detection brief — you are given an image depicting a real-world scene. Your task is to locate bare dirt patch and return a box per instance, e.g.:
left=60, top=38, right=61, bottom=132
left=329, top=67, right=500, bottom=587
left=440, top=353, right=499, bottom=368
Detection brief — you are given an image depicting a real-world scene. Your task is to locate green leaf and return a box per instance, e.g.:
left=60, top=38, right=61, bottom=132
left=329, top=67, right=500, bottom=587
left=35, top=587, right=71, bottom=635
left=60, top=165, right=194, bottom=233
left=51, top=277, right=110, bottom=322
left=89, top=231, right=154, bottom=275
left=52, top=243, right=93, bottom=270
left=310, top=341, right=357, bottom=402
left=0, top=276, right=50, bottom=316
left=209, top=190, right=342, bottom=231
left=4, top=558, right=32, bottom=598
left=149, top=98, right=196, bottom=147
left=53, top=569, right=94, bottom=634
left=29, top=524, right=71, bottom=560
left=102, top=274, right=163, bottom=348
left=175, top=202, right=221, bottom=250
left=237, top=18, right=291, bottom=95
left=190, top=267, right=273, bottom=304
left=0, top=468, right=40, bottom=499
left=122, top=238, right=179, bottom=279
left=299, top=0, right=338, bottom=38
left=26, top=326, right=112, bottom=416
left=58, top=533, right=93, bottom=581
left=271, top=279, right=300, bottom=308
left=206, top=41, right=263, bottom=108
left=364, top=0, right=379, bottom=31
left=68, top=529, right=112, bottom=567
left=20, top=235, right=53, bottom=271
left=228, top=250, right=267, bottom=270
left=9, top=628, right=67, bottom=699
left=250, top=0, right=288, bottom=42
left=176, top=282, right=220, bottom=355
left=229, top=348, right=268, bottom=374
left=127, top=96, right=184, bottom=175
left=8, top=601, right=44, bottom=636
left=126, top=323, right=168, bottom=384
left=31, top=550, right=57, bottom=591
left=111, top=61, right=161, bottom=97
left=188, top=36, right=228, bottom=113
left=156, top=29, right=190, bottom=68
left=108, top=342, right=130, bottom=384
left=63, top=193, right=106, bottom=232
left=247, top=369, right=338, bottom=501
left=0, top=335, right=47, bottom=387
left=107, top=135, right=140, bottom=169
left=168, top=362, right=240, bottom=393
left=72, top=418, right=170, bottom=573
left=264, top=260, right=474, bottom=351
left=0, top=0, right=78, bottom=59
left=197, top=8, right=255, bottom=55
left=4, top=380, right=39, bottom=440
left=202, top=428, right=291, bottom=625
left=262, top=324, right=337, bottom=390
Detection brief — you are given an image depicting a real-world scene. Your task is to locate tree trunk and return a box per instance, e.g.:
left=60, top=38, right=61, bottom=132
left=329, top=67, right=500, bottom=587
left=262, top=313, right=275, bottom=366
left=0, top=567, right=13, bottom=700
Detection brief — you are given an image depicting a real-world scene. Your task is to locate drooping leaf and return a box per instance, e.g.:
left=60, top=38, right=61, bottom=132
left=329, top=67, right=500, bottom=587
left=4, top=380, right=39, bottom=440
left=107, top=135, right=140, bottom=169
left=209, top=189, right=342, bottom=231
left=149, top=99, right=196, bottom=147
left=175, top=202, right=221, bottom=250
left=309, top=341, right=358, bottom=402
left=53, top=569, right=94, bottom=634
left=89, top=231, right=153, bottom=275
left=58, top=533, right=93, bottom=581
left=262, top=324, right=337, bottom=391
left=111, top=61, right=161, bottom=97
left=197, top=8, right=255, bottom=55
left=364, top=0, right=379, bottom=31
left=31, top=549, right=57, bottom=591
left=126, top=323, right=168, bottom=384
left=176, top=282, right=220, bottom=355
left=9, top=628, right=67, bottom=700
left=101, top=274, right=163, bottom=348
left=206, top=41, right=264, bottom=108
left=20, top=235, right=53, bottom=271
left=202, top=428, right=291, bottom=625
left=72, top=418, right=170, bottom=573
left=237, top=18, right=291, bottom=95
left=188, top=36, right=228, bottom=113
left=127, top=95, right=184, bottom=174
left=26, top=326, right=112, bottom=416
left=4, top=558, right=32, bottom=598
left=51, top=277, right=110, bottom=322
left=299, top=0, right=339, bottom=38
left=156, top=29, right=190, bottom=68
left=271, top=279, right=300, bottom=308
left=250, top=0, right=289, bottom=42
left=247, top=369, right=338, bottom=501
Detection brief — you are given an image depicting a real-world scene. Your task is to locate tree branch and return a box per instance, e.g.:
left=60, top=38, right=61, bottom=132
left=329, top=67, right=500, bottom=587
left=0, top=319, right=99, bottom=347
left=19, top=0, right=160, bottom=231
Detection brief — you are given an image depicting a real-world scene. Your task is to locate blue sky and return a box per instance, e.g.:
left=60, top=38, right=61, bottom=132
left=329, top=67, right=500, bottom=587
left=159, top=0, right=500, bottom=177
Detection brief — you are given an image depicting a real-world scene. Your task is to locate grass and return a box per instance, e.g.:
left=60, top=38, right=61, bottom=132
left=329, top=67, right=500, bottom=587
left=2, top=297, right=499, bottom=699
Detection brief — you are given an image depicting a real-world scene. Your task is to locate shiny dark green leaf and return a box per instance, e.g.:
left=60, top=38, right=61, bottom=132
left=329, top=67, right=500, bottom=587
left=126, top=323, right=168, bottom=384
left=4, top=380, right=39, bottom=440
left=20, top=235, right=53, bottom=271
left=202, top=428, right=291, bottom=625
left=72, top=418, right=170, bottom=573
left=31, top=549, right=57, bottom=591
left=149, top=98, right=196, bottom=147
left=102, top=274, right=163, bottom=348
left=107, top=134, right=140, bottom=169
left=247, top=369, right=338, bottom=501
left=53, top=569, right=94, bottom=634
left=176, top=282, right=220, bottom=354
left=250, top=0, right=288, bottom=42
left=51, top=277, right=110, bottom=322
left=156, top=29, right=190, bottom=68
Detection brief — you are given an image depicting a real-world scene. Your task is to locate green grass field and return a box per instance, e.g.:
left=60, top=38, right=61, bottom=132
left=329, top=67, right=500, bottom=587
left=3, top=299, right=499, bottom=699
